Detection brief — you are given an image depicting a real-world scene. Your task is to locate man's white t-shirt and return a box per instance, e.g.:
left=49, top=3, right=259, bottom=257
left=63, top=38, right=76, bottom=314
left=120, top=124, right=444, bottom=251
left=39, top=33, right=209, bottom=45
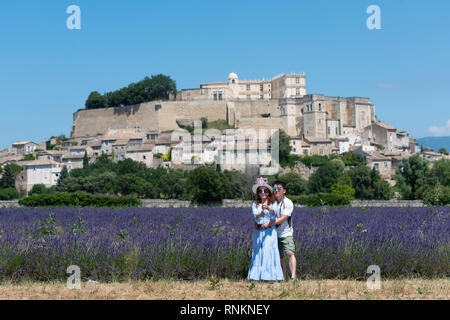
left=273, top=196, right=294, bottom=238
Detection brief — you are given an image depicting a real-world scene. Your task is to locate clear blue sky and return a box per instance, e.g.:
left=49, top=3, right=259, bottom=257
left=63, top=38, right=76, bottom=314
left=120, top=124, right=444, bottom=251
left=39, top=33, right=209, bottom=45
left=1, top=0, right=449, bottom=148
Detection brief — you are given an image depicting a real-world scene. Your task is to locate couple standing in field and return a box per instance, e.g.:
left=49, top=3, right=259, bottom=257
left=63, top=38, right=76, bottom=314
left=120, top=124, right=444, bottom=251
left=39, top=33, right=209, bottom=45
left=247, top=177, right=297, bottom=282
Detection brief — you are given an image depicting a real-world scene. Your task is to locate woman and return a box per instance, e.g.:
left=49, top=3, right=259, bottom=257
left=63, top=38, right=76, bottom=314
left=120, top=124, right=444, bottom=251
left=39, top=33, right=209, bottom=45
left=247, top=177, right=284, bottom=282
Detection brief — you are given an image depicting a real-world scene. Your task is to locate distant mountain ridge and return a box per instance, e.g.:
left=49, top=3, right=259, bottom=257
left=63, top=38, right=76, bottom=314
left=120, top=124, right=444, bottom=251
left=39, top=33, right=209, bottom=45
left=416, top=136, right=450, bottom=152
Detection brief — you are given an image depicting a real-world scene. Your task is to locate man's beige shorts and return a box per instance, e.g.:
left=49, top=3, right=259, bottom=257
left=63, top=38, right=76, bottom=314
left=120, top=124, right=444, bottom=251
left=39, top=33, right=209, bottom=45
left=278, top=236, right=295, bottom=256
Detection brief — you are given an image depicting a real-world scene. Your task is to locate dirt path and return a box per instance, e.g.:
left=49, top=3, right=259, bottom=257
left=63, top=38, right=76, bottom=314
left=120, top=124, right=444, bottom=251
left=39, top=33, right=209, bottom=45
left=0, top=279, right=448, bottom=300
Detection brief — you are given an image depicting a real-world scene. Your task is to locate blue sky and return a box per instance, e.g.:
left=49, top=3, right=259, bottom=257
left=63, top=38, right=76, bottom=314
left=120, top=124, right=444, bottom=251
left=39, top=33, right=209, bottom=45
left=1, top=0, right=449, bottom=148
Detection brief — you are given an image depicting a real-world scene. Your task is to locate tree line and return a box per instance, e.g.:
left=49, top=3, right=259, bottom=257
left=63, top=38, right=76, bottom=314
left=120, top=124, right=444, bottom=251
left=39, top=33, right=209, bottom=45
left=85, top=74, right=177, bottom=109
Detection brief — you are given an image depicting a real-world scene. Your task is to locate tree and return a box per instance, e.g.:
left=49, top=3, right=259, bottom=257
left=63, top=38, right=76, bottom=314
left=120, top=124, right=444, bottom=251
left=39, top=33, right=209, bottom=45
left=277, top=172, right=308, bottom=196
left=0, top=164, right=21, bottom=189
left=85, top=91, right=107, bottom=109
left=395, top=155, right=430, bottom=200
left=438, top=147, right=449, bottom=155
left=430, top=159, right=450, bottom=187
left=222, top=169, right=255, bottom=200
left=83, top=151, right=89, bottom=169
left=187, top=166, right=230, bottom=204
left=331, top=183, right=356, bottom=199
left=308, top=162, right=344, bottom=193
left=57, top=166, right=69, bottom=191
left=0, top=188, right=20, bottom=200
left=29, top=184, right=56, bottom=196
left=347, top=165, right=392, bottom=200
left=273, top=129, right=291, bottom=167
left=91, top=74, right=177, bottom=109
left=342, top=152, right=365, bottom=166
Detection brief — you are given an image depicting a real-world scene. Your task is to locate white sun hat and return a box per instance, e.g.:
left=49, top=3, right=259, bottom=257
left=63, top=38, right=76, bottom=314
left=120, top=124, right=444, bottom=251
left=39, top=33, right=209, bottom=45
left=252, top=177, right=273, bottom=195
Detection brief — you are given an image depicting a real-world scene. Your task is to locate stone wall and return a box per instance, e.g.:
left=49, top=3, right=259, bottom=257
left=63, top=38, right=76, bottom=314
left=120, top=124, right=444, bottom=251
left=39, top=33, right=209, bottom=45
left=350, top=200, right=425, bottom=207
left=71, top=99, right=286, bottom=139
left=0, top=199, right=427, bottom=208
left=277, top=162, right=319, bottom=180
left=71, top=101, right=228, bottom=138
left=0, top=200, right=20, bottom=208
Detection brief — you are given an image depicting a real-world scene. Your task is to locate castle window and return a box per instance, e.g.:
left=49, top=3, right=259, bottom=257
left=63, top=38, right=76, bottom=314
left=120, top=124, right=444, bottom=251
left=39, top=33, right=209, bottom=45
left=213, top=92, right=217, bottom=101
left=232, top=79, right=235, bottom=84
left=319, top=104, right=321, bottom=111
left=296, top=88, right=300, bottom=96
left=247, top=85, right=250, bottom=91
left=218, top=92, right=223, bottom=100
left=260, top=85, right=263, bottom=91
left=296, top=77, right=300, bottom=84
left=319, top=149, right=323, bottom=155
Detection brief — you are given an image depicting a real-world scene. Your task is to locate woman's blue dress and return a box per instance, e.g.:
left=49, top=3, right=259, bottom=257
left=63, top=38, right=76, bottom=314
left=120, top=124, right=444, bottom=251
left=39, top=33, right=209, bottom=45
left=247, top=202, right=284, bottom=281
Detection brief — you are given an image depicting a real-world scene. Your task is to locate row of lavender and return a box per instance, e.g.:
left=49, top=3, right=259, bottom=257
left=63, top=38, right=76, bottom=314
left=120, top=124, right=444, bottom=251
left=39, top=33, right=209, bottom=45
left=0, top=207, right=448, bottom=282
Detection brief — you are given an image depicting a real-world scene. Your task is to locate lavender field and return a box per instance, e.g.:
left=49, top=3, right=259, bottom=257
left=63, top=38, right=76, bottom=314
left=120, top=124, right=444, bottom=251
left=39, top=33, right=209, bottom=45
left=0, top=207, right=448, bottom=283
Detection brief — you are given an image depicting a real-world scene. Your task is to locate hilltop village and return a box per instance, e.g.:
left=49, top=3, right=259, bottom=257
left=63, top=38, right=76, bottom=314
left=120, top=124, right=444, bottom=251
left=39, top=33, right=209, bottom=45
left=1, top=72, right=448, bottom=196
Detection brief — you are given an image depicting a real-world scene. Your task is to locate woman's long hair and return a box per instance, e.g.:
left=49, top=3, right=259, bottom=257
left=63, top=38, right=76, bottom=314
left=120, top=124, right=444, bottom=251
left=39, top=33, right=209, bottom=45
left=254, top=186, right=275, bottom=206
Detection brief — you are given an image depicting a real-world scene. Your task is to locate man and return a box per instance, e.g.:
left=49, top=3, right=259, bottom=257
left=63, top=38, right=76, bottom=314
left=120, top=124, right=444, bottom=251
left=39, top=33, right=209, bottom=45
left=262, top=180, right=297, bottom=281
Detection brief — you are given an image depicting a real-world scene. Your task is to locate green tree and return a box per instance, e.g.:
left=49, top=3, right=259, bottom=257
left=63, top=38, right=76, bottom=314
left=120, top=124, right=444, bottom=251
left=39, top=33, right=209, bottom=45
left=83, top=151, right=89, bottom=169
left=430, top=159, right=450, bottom=187
left=395, top=155, right=430, bottom=200
left=85, top=91, right=107, bottom=109
left=438, top=147, right=448, bottom=155
left=0, top=187, right=20, bottom=200
left=348, top=165, right=392, bottom=200
left=222, top=169, right=255, bottom=200
left=342, top=152, right=365, bottom=166
left=331, top=183, right=356, bottom=199
left=29, top=184, right=48, bottom=196
left=308, top=162, right=343, bottom=193
left=0, top=164, right=21, bottom=189
left=57, top=166, right=69, bottom=191
left=274, top=129, right=291, bottom=167
left=98, top=74, right=176, bottom=109
left=277, top=172, right=308, bottom=196
left=187, top=166, right=230, bottom=204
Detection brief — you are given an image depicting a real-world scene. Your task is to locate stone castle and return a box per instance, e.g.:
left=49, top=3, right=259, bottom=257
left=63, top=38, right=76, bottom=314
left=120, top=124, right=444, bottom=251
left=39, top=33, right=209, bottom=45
left=3, top=72, right=435, bottom=196
left=71, top=72, right=377, bottom=146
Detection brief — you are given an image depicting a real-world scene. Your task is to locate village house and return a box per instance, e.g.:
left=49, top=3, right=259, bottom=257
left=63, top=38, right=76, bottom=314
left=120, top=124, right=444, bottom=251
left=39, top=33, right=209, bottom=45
left=15, top=159, right=62, bottom=196
left=153, top=133, right=178, bottom=156
left=218, top=133, right=272, bottom=172
left=421, top=148, right=447, bottom=162
left=304, top=138, right=333, bottom=156
left=125, top=142, right=155, bottom=167
left=289, top=136, right=311, bottom=156
left=12, top=141, right=39, bottom=154
left=37, top=150, right=65, bottom=162
left=61, top=154, right=85, bottom=171
left=352, top=146, right=392, bottom=179
left=171, top=135, right=215, bottom=165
